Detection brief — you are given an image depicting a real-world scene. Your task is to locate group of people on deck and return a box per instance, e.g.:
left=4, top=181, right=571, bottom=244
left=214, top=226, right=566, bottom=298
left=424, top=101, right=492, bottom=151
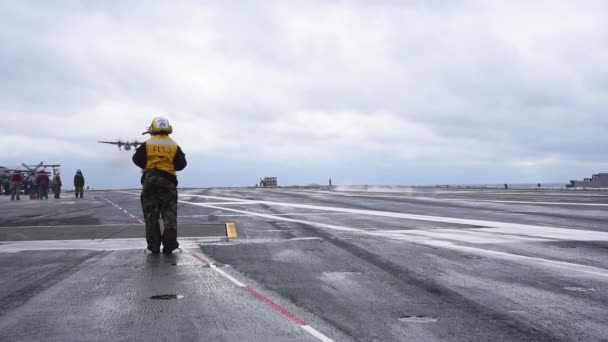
left=7, top=169, right=86, bottom=201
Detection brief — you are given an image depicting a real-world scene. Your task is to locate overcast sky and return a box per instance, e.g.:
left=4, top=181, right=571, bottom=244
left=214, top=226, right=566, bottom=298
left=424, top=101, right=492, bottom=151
left=1, top=1, right=607, bottom=188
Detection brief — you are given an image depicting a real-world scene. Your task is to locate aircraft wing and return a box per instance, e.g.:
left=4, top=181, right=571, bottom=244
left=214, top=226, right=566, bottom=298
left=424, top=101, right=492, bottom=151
left=98, top=141, right=121, bottom=145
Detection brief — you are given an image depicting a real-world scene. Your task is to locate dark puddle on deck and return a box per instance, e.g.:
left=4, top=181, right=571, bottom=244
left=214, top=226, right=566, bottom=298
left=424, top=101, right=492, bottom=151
left=150, top=295, right=184, bottom=300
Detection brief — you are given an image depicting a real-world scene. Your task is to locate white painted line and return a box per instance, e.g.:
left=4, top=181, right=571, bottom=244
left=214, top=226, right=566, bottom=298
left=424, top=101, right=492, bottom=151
left=419, top=239, right=608, bottom=279
left=367, top=229, right=548, bottom=244
left=401, top=196, right=608, bottom=207
left=186, top=201, right=263, bottom=205
left=178, top=199, right=608, bottom=279
left=177, top=194, right=574, bottom=232
left=308, top=191, right=608, bottom=206
left=99, top=195, right=142, bottom=222
left=177, top=194, right=247, bottom=202
left=211, top=265, right=246, bottom=287
left=188, top=250, right=334, bottom=342
left=178, top=200, right=364, bottom=233
left=471, top=226, right=608, bottom=241
left=189, top=251, right=245, bottom=287
left=0, top=237, right=217, bottom=252
left=116, top=191, right=608, bottom=279
left=485, top=200, right=608, bottom=207
left=301, top=325, right=335, bottom=342
left=178, top=213, right=351, bottom=218
left=450, top=191, right=608, bottom=197
left=466, top=199, right=608, bottom=207
left=179, top=199, right=608, bottom=243
left=259, top=212, right=350, bottom=217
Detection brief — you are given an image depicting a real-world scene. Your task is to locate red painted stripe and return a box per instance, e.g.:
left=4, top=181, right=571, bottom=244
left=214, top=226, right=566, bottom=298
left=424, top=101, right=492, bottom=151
left=190, top=252, right=209, bottom=266
left=190, top=251, right=307, bottom=327
left=243, top=286, right=307, bottom=326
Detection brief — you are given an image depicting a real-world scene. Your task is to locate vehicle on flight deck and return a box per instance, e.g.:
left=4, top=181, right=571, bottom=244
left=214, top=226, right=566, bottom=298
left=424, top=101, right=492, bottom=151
left=98, top=140, right=142, bottom=151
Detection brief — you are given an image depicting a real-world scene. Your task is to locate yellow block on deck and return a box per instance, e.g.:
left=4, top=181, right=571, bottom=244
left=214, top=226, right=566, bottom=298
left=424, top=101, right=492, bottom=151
left=225, top=222, right=238, bottom=238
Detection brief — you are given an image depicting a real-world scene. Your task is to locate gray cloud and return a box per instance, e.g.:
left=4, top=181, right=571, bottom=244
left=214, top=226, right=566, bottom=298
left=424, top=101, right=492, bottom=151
left=1, top=1, right=607, bottom=187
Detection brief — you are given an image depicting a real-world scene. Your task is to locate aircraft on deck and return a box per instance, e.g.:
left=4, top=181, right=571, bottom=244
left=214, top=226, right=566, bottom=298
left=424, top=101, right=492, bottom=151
left=1, top=162, right=61, bottom=178
left=98, top=140, right=142, bottom=151
left=2, top=162, right=59, bottom=173
left=21, top=162, right=61, bottom=177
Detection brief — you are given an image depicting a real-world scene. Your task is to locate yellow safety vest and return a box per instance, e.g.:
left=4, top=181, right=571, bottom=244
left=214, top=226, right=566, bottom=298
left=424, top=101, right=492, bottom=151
left=145, top=135, right=178, bottom=175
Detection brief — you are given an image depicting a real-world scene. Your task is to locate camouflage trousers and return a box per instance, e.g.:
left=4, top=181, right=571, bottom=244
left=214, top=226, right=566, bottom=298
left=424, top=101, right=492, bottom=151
left=140, top=174, right=179, bottom=252
left=10, top=184, right=21, bottom=200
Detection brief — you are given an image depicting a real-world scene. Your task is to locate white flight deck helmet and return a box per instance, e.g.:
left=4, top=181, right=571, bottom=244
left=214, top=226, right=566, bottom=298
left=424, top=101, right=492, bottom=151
left=147, top=117, right=173, bottom=135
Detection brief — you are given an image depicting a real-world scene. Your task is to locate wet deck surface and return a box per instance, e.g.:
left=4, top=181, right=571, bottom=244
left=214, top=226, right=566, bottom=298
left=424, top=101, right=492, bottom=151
left=0, top=223, right=227, bottom=241
left=1, top=188, right=608, bottom=341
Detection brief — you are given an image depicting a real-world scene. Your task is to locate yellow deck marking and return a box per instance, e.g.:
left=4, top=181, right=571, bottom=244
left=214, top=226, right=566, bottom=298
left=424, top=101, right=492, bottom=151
left=225, top=222, right=238, bottom=238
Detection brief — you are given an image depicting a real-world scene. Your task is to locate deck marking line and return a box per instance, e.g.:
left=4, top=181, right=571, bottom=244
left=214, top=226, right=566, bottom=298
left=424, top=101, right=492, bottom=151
left=398, top=238, right=608, bottom=278
left=178, top=213, right=350, bottom=218
left=181, top=201, right=608, bottom=279
left=243, top=286, right=306, bottom=325
left=226, top=212, right=349, bottom=217
left=99, top=195, right=143, bottom=224
left=188, top=250, right=334, bottom=341
left=313, top=192, right=608, bottom=207
left=445, top=199, right=608, bottom=207
left=190, top=252, right=209, bottom=266
left=134, top=193, right=608, bottom=278
left=301, top=325, right=335, bottom=342
left=176, top=193, right=579, bottom=231
left=185, top=201, right=263, bottom=205
left=178, top=201, right=363, bottom=233
left=210, top=265, right=246, bottom=287
left=226, top=222, right=238, bottom=238
left=190, top=251, right=245, bottom=287
left=174, top=193, right=248, bottom=202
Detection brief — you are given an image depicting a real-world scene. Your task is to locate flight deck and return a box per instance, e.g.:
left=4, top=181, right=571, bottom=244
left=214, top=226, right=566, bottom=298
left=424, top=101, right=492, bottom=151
left=1, top=187, right=608, bottom=341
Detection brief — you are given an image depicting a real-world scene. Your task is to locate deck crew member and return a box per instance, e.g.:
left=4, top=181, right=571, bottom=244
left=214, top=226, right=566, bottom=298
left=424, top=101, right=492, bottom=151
left=10, top=169, right=23, bottom=201
left=29, top=173, right=38, bottom=199
left=37, top=170, right=50, bottom=199
left=74, top=170, right=85, bottom=198
left=52, top=172, right=62, bottom=199
left=132, top=117, right=187, bottom=254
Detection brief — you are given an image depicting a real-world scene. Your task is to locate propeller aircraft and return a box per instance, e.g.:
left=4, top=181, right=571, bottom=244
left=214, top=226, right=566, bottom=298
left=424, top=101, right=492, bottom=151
left=98, top=140, right=142, bottom=151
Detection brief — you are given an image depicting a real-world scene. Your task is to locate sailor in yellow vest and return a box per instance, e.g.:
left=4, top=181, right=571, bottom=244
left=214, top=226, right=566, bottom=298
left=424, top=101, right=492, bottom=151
left=133, top=117, right=187, bottom=254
